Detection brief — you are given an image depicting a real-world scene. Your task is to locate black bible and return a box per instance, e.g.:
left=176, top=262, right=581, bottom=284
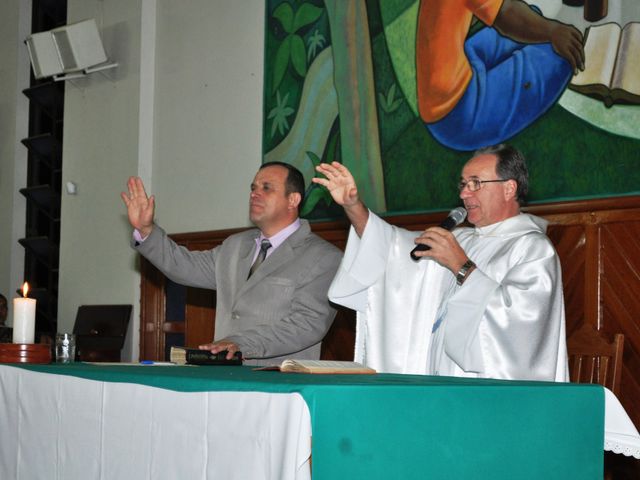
left=170, top=346, right=243, bottom=365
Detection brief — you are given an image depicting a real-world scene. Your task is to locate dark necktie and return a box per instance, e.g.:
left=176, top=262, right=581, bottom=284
left=248, top=239, right=272, bottom=278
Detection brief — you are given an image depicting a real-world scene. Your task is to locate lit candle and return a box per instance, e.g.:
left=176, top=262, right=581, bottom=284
left=12, top=282, right=36, bottom=344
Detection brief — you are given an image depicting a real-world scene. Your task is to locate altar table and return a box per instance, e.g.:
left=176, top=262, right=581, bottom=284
left=0, top=363, right=613, bottom=479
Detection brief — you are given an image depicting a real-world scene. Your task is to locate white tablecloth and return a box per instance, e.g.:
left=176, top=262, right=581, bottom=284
left=0, top=367, right=311, bottom=480
left=604, top=388, right=640, bottom=459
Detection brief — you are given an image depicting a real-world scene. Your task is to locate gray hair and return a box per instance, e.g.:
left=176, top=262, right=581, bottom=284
left=474, top=144, right=529, bottom=205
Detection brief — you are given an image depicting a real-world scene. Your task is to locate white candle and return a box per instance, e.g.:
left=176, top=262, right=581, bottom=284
left=12, top=283, right=36, bottom=344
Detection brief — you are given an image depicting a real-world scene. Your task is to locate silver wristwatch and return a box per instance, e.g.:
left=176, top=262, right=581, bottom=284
left=456, top=259, right=476, bottom=286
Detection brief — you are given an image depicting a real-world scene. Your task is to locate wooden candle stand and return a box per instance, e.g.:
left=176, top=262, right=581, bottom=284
left=0, top=343, right=51, bottom=364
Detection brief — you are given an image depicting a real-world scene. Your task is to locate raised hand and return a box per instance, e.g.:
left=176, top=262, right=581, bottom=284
left=120, top=176, right=155, bottom=237
left=312, top=161, right=360, bottom=207
left=312, top=161, right=369, bottom=236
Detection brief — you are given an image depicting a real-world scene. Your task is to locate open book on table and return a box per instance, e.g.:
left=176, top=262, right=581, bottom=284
left=569, top=22, right=640, bottom=107
left=255, top=359, right=376, bottom=374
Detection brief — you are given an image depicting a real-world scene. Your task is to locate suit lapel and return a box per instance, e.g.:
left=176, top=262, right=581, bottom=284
left=237, top=220, right=309, bottom=296
left=235, top=234, right=259, bottom=298
left=245, top=241, right=295, bottom=285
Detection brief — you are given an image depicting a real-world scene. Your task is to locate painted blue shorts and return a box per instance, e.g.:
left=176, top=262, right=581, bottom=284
left=426, top=24, right=572, bottom=151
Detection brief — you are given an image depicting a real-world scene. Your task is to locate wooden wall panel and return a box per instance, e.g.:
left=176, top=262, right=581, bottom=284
left=139, top=196, right=640, bottom=428
left=600, top=220, right=640, bottom=429
left=547, top=224, right=586, bottom=336
left=184, top=288, right=216, bottom=349
left=139, top=257, right=165, bottom=360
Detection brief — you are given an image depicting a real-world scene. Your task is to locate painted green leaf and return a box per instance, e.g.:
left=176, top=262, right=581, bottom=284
left=390, top=98, right=403, bottom=112
left=378, top=92, right=389, bottom=113
left=272, top=36, right=292, bottom=93
left=306, top=151, right=322, bottom=167
left=292, top=3, right=323, bottom=32
left=273, top=3, right=294, bottom=33
left=379, top=83, right=404, bottom=114
left=307, top=29, right=326, bottom=61
left=290, top=35, right=307, bottom=77
left=301, top=186, right=325, bottom=217
left=387, top=83, right=397, bottom=106
left=269, top=91, right=294, bottom=138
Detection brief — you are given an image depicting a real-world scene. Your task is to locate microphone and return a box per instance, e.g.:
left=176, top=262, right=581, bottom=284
left=410, top=207, right=467, bottom=260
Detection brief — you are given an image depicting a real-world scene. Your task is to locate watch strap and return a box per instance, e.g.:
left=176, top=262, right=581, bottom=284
left=456, top=259, right=476, bottom=286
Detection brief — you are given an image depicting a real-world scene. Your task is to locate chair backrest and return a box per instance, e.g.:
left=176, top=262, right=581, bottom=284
left=567, top=323, right=624, bottom=395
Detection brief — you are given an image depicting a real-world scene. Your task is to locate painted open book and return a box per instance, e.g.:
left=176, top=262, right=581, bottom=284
left=255, top=359, right=376, bottom=374
left=569, top=22, right=640, bottom=107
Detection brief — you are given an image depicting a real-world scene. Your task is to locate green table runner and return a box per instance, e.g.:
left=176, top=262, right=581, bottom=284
left=9, top=364, right=604, bottom=479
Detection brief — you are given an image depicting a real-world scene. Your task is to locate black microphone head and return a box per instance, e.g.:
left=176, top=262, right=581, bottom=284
left=440, top=207, right=467, bottom=230
left=411, top=207, right=467, bottom=260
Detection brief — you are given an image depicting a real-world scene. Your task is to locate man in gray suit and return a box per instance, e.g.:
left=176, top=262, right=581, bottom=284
left=121, top=162, right=342, bottom=364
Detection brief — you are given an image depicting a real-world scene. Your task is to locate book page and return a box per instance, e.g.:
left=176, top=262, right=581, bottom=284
left=572, top=23, right=620, bottom=88
left=281, top=359, right=376, bottom=373
left=611, top=22, right=640, bottom=96
left=170, top=346, right=187, bottom=364
left=282, top=360, right=358, bottom=369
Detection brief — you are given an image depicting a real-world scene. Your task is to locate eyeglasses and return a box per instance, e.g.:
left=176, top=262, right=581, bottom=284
left=458, top=177, right=509, bottom=192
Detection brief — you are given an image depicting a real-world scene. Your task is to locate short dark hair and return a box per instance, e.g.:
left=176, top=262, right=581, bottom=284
left=259, top=161, right=305, bottom=199
left=474, top=144, right=529, bottom=205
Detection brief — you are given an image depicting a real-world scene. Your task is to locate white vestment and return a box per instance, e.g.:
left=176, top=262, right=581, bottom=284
left=329, top=212, right=568, bottom=381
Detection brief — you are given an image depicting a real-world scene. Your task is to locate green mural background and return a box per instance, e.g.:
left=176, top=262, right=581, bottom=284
left=262, top=0, right=640, bottom=219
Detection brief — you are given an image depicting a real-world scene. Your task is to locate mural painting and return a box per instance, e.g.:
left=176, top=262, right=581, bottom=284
left=262, top=0, right=640, bottom=219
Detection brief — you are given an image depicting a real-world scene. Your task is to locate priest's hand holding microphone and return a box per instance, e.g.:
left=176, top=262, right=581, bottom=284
left=313, top=162, right=475, bottom=283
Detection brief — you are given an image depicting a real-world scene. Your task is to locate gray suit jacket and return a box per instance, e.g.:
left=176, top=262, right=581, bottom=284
left=134, top=220, right=342, bottom=364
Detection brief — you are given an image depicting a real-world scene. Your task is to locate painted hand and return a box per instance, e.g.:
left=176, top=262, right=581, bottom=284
left=550, top=23, right=585, bottom=73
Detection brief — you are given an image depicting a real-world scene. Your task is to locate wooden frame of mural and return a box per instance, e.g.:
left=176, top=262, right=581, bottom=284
left=261, top=0, right=640, bottom=220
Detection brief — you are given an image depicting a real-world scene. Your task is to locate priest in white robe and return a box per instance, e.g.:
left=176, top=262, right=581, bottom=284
left=313, top=144, right=568, bottom=381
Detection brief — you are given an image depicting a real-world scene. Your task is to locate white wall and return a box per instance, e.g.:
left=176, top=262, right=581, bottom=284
left=153, top=0, right=264, bottom=233
left=57, top=0, right=144, bottom=358
left=0, top=1, right=30, bottom=305
left=55, top=0, right=265, bottom=359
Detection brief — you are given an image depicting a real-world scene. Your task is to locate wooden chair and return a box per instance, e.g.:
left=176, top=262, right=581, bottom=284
left=567, top=323, right=624, bottom=395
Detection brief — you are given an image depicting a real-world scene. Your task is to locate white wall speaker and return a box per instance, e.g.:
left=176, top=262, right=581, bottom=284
left=26, top=19, right=109, bottom=80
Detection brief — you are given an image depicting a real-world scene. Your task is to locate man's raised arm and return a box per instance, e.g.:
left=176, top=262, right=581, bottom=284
left=494, top=0, right=584, bottom=73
